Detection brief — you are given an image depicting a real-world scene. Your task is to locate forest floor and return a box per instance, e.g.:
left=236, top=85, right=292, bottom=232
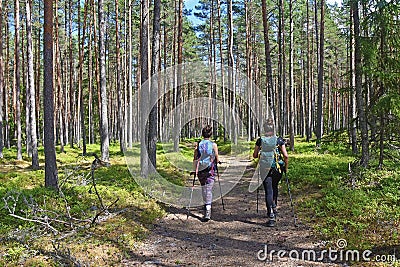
left=121, top=155, right=345, bottom=267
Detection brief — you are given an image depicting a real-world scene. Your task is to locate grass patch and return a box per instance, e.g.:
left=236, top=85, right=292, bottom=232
left=288, top=137, right=400, bottom=256
left=0, top=143, right=165, bottom=266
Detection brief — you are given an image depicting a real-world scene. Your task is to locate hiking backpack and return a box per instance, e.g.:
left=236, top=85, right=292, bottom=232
left=259, top=136, right=285, bottom=173
left=196, top=140, right=215, bottom=172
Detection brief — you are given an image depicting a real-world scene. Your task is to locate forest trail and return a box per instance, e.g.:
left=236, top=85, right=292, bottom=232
left=122, top=155, right=342, bottom=267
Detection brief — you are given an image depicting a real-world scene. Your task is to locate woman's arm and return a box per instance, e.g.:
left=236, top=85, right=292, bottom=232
left=280, top=144, right=289, bottom=172
left=213, top=143, right=220, bottom=164
left=253, top=145, right=260, bottom=159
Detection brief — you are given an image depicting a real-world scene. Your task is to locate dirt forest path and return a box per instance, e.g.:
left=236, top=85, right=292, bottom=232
left=122, top=155, right=343, bottom=267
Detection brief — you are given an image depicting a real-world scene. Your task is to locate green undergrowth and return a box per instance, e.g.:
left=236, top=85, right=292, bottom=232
left=287, top=136, right=400, bottom=263
left=1, top=136, right=399, bottom=266
left=0, top=143, right=169, bottom=266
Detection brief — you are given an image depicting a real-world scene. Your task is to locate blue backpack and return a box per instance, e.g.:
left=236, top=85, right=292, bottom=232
left=197, top=140, right=215, bottom=172
left=259, top=136, right=285, bottom=173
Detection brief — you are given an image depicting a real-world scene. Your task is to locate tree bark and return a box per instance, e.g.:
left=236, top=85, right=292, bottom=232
left=68, top=0, right=75, bottom=148
left=0, top=0, right=4, bottom=158
left=99, top=0, right=110, bottom=162
left=352, top=0, right=369, bottom=167
left=140, top=0, right=150, bottom=175
left=14, top=0, right=22, bottom=160
left=114, top=0, right=124, bottom=153
left=78, top=0, right=89, bottom=155
left=227, top=0, right=237, bottom=144
left=149, top=0, right=161, bottom=173
left=128, top=0, right=133, bottom=148
left=217, top=0, right=226, bottom=141
left=44, top=0, right=59, bottom=189
left=261, top=0, right=274, bottom=117
left=26, top=0, right=39, bottom=168
left=173, top=0, right=183, bottom=151
left=349, top=5, right=358, bottom=154
left=316, top=0, right=325, bottom=146
left=288, top=0, right=295, bottom=151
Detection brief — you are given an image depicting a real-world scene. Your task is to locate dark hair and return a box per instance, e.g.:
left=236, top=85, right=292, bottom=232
left=202, top=125, right=212, bottom=138
left=263, top=118, right=275, bottom=135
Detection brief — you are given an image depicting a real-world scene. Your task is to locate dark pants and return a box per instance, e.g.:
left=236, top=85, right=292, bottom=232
left=261, top=168, right=282, bottom=215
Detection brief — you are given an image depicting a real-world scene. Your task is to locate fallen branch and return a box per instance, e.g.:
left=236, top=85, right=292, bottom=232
left=8, top=214, right=58, bottom=234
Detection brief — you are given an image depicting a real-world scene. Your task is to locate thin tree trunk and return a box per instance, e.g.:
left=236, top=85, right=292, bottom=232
left=44, top=0, right=58, bottom=189
left=217, top=0, right=226, bottom=141
left=0, top=0, right=4, bottom=158
left=349, top=5, right=358, bottom=154
left=69, top=0, right=75, bottom=148
left=26, top=0, right=39, bottom=168
left=316, top=0, right=325, bottom=146
left=78, top=0, right=89, bottom=155
left=245, top=0, right=252, bottom=141
left=173, top=0, right=183, bottom=151
left=14, top=0, right=22, bottom=160
left=4, top=6, right=10, bottom=149
left=277, top=0, right=285, bottom=135
left=288, top=0, right=295, bottom=151
left=261, top=0, right=274, bottom=116
left=149, top=0, right=161, bottom=172
left=128, top=0, right=133, bottom=147
left=115, top=0, right=125, bottom=153
left=140, top=0, right=150, bottom=175
left=352, top=0, right=369, bottom=167
left=54, top=2, right=65, bottom=152
left=99, top=0, right=109, bottom=161
left=227, top=0, right=237, bottom=144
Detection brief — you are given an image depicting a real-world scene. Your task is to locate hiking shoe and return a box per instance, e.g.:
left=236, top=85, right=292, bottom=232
left=204, top=210, right=211, bottom=221
left=266, top=219, right=275, bottom=227
left=266, top=213, right=276, bottom=227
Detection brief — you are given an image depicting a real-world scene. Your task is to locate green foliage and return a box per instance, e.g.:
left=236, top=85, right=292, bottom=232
left=290, top=138, right=400, bottom=252
left=372, top=93, right=400, bottom=119
left=0, top=143, right=163, bottom=266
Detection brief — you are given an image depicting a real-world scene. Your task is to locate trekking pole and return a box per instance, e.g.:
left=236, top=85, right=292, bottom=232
left=187, top=171, right=197, bottom=219
left=187, top=161, right=199, bottom=219
left=257, top=163, right=260, bottom=213
left=285, top=171, right=298, bottom=227
left=215, top=162, right=225, bottom=210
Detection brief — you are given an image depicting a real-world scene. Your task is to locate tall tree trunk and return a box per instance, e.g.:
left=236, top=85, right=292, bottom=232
left=78, top=0, right=88, bottom=155
left=99, top=0, right=109, bottom=161
left=227, top=0, right=237, bottom=144
left=349, top=5, right=358, bottom=154
left=217, top=0, right=226, bottom=141
left=4, top=7, right=10, bottom=149
left=352, top=0, right=368, bottom=167
left=173, top=0, right=183, bottom=151
left=149, top=0, right=161, bottom=173
left=115, top=0, right=124, bottom=153
left=26, top=0, right=39, bottom=168
left=277, top=0, right=286, bottom=135
left=14, top=0, right=22, bottom=160
left=69, top=0, right=75, bottom=148
left=316, top=0, right=325, bottom=146
left=245, top=0, right=252, bottom=141
left=0, top=0, right=4, bottom=158
left=288, top=0, right=295, bottom=151
left=44, top=0, right=58, bottom=189
left=54, top=8, right=65, bottom=152
left=128, top=0, right=133, bottom=148
left=261, top=0, right=274, bottom=117
left=140, top=0, right=150, bottom=175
